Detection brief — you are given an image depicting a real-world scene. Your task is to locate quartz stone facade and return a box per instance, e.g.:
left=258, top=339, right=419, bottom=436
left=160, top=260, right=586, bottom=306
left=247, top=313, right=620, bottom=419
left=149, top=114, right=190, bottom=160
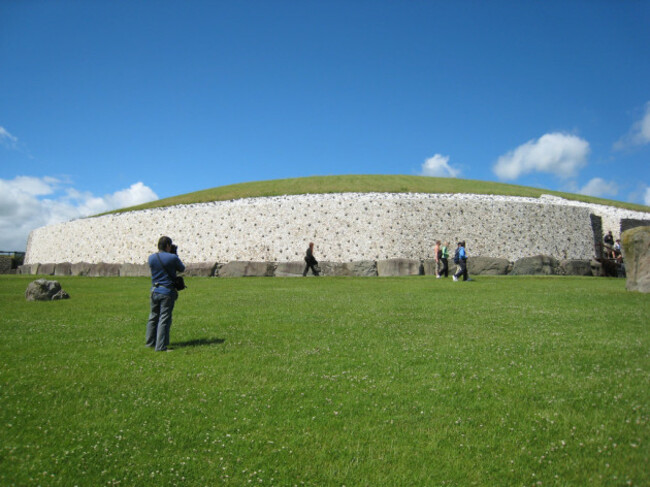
left=24, top=193, right=650, bottom=265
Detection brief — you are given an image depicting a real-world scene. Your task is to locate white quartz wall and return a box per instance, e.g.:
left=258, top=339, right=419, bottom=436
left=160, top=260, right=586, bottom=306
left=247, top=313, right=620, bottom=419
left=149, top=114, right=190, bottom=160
left=24, top=193, right=650, bottom=265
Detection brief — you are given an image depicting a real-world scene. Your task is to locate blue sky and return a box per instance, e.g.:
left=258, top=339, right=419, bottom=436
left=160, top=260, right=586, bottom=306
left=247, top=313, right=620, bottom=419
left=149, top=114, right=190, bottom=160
left=1, top=0, right=649, bottom=250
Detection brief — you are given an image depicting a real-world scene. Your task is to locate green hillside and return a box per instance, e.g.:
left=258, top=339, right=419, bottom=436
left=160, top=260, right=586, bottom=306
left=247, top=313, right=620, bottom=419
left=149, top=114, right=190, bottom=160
left=112, top=175, right=649, bottom=214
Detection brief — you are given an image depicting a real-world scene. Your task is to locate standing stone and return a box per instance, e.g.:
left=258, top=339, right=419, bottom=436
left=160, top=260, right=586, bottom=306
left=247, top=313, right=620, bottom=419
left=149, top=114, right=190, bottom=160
left=25, top=279, right=70, bottom=301
left=621, top=226, right=650, bottom=293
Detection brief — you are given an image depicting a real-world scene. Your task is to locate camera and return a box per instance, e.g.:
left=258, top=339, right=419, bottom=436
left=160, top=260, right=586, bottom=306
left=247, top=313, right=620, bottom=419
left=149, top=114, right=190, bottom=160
left=170, top=244, right=178, bottom=255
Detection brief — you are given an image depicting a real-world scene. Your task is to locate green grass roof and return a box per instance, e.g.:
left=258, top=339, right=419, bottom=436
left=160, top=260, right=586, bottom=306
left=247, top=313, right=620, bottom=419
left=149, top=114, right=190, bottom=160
left=110, top=175, right=649, bottom=214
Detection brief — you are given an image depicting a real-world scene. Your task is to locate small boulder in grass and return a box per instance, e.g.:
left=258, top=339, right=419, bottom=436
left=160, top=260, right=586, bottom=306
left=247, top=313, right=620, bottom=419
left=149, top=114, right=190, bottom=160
left=25, top=279, right=71, bottom=301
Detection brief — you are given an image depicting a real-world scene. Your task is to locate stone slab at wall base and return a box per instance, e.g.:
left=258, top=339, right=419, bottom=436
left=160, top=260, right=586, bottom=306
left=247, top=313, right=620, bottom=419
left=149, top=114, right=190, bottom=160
left=38, top=263, right=56, bottom=275
left=275, top=261, right=305, bottom=277
left=120, top=263, right=150, bottom=277
left=55, top=263, right=72, bottom=276
left=89, top=263, right=120, bottom=277
left=622, top=226, right=650, bottom=293
left=468, top=257, right=511, bottom=275
left=18, top=264, right=38, bottom=275
left=183, top=262, right=218, bottom=277
left=219, top=261, right=274, bottom=277
left=558, top=260, right=593, bottom=276
left=377, top=259, right=421, bottom=276
left=321, top=261, right=378, bottom=277
left=511, top=255, right=560, bottom=275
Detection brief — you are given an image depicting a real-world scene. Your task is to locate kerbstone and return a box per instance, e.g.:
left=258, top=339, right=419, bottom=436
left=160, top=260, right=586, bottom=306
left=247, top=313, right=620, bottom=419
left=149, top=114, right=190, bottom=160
left=467, top=257, right=511, bottom=275
left=275, top=261, right=305, bottom=277
left=183, top=262, right=217, bottom=277
left=88, top=263, right=120, bottom=277
left=120, top=263, right=150, bottom=277
left=54, top=262, right=72, bottom=276
left=558, top=259, right=593, bottom=276
left=377, top=259, right=421, bottom=276
left=220, top=261, right=274, bottom=277
left=37, top=263, right=56, bottom=275
left=511, top=255, right=560, bottom=275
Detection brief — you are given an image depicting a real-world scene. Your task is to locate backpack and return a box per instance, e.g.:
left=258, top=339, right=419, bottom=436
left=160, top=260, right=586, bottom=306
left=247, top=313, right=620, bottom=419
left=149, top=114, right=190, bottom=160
left=437, top=249, right=443, bottom=259
left=453, top=248, right=460, bottom=264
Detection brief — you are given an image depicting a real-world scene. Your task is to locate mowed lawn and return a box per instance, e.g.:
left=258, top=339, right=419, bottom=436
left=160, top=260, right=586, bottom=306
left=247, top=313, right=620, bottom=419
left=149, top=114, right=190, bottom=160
left=0, top=275, right=648, bottom=486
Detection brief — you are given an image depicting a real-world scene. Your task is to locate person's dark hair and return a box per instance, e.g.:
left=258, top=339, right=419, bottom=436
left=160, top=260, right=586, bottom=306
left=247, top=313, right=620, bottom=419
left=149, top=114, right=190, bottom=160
left=158, top=236, right=172, bottom=251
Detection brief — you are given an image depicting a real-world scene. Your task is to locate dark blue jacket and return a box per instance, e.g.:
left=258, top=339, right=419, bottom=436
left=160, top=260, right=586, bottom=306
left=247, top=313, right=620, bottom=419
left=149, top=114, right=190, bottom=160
left=148, top=251, right=185, bottom=295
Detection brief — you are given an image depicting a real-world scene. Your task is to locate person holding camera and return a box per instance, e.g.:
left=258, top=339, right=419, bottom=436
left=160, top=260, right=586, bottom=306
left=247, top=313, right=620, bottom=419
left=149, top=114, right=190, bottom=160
left=146, top=236, right=185, bottom=352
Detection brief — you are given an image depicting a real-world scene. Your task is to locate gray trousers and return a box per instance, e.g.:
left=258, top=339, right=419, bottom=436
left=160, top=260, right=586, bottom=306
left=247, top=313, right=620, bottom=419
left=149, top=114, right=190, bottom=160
left=146, top=291, right=176, bottom=351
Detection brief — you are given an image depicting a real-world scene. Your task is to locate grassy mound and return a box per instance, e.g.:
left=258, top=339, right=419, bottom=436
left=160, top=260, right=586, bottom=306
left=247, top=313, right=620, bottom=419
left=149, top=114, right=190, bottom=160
left=112, top=175, right=649, bottom=214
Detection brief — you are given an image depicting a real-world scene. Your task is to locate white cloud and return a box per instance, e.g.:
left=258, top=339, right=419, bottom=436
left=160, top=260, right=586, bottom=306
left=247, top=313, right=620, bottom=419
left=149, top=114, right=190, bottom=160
left=493, top=132, right=590, bottom=180
left=421, top=154, right=461, bottom=178
left=645, top=186, right=650, bottom=206
left=614, top=102, right=650, bottom=150
left=0, top=126, right=18, bottom=148
left=577, top=177, right=618, bottom=198
left=0, top=177, right=158, bottom=251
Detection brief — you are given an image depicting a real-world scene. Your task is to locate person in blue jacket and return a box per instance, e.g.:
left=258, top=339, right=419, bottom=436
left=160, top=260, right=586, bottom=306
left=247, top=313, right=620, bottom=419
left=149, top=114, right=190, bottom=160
left=145, top=236, right=185, bottom=351
left=453, top=241, right=471, bottom=282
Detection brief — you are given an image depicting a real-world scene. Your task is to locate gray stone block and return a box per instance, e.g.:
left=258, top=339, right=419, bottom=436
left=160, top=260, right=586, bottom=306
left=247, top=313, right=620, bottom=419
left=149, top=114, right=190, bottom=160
left=376, top=259, right=421, bottom=276
left=511, top=255, right=560, bottom=275
left=38, top=263, right=56, bottom=275
left=18, top=264, right=38, bottom=275
left=120, top=263, right=150, bottom=277
left=421, top=259, right=439, bottom=276
left=88, top=263, right=120, bottom=277
left=468, top=257, right=511, bottom=275
left=320, top=260, right=378, bottom=277
left=54, top=262, right=72, bottom=276
left=70, top=262, right=93, bottom=276
left=183, top=262, right=218, bottom=277
left=219, top=261, right=274, bottom=277
left=275, top=261, right=305, bottom=277
left=558, top=259, right=593, bottom=276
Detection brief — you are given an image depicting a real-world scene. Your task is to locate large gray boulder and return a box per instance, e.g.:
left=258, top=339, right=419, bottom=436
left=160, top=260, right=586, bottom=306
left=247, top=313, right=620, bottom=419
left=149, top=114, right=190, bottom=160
left=220, top=261, right=274, bottom=277
left=622, top=226, right=650, bottom=293
left=467, top=257, right=511, bottom=275
left=511, top=255, right=560, bottom=275
left=376, top=259, right=421, bottom=276
left=558, top=259, right=593, bottom=276
left=25, top=279, right=70, bottom=301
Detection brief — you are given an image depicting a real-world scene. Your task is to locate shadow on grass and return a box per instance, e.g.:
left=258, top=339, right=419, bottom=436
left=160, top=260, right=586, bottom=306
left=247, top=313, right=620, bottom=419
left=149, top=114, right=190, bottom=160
left=174, top=337, right=225, bottom=348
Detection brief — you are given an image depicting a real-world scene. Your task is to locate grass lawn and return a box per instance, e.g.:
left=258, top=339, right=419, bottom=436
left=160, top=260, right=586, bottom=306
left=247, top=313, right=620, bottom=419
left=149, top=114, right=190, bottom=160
left=0, top=275, right=648, bottom=486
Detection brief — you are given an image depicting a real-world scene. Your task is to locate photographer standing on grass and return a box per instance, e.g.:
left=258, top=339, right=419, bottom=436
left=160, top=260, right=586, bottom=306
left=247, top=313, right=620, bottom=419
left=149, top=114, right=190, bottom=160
left=146, top=236, right=185, bottom=352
